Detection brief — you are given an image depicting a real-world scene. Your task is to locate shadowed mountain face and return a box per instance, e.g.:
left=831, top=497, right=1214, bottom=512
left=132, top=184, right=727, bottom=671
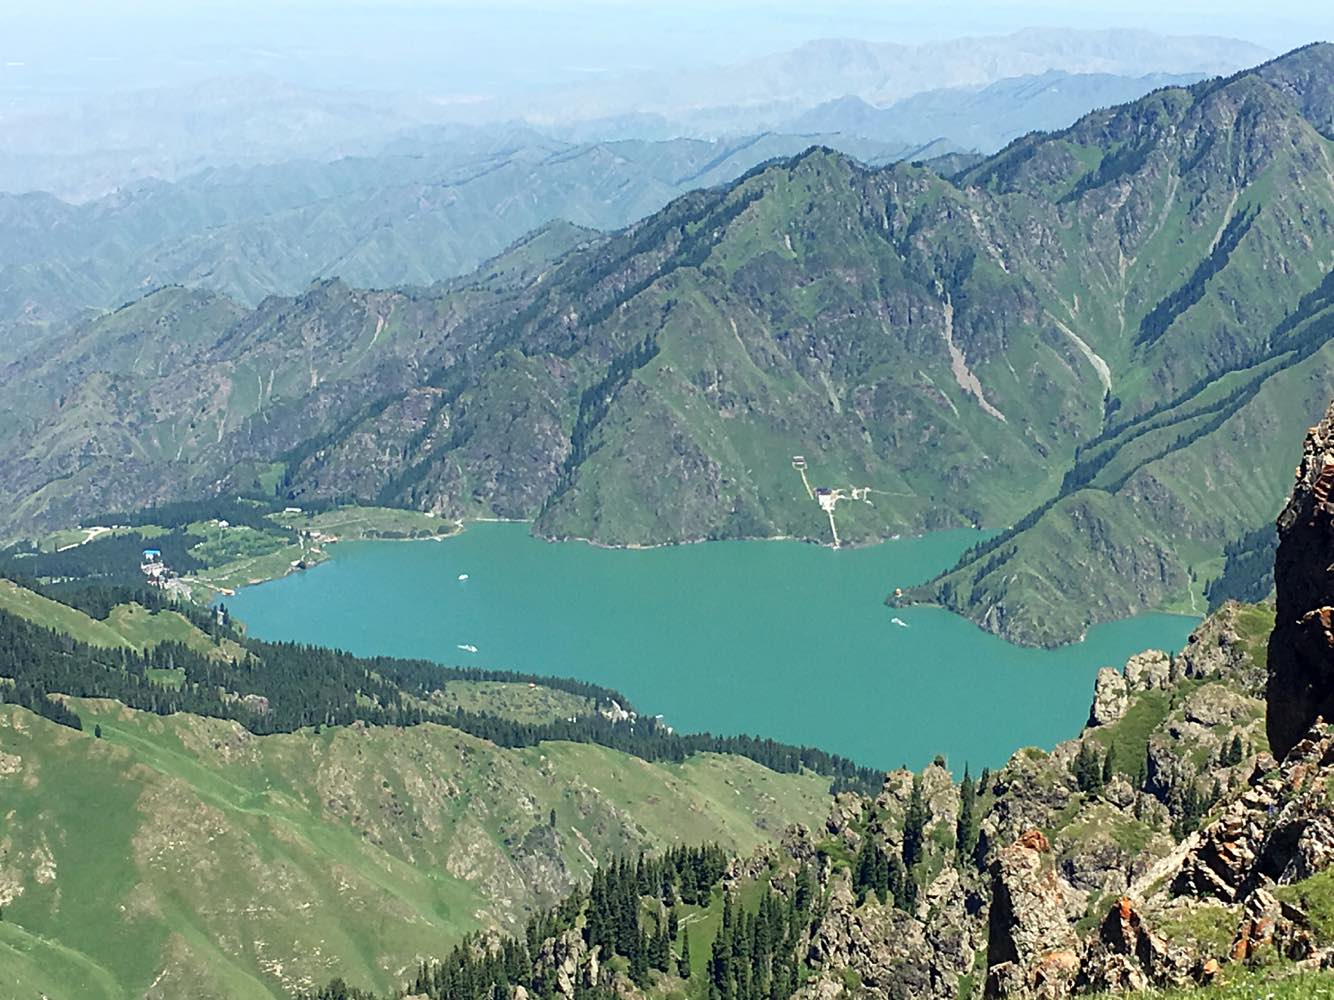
left=1, top=45, right=1332, bottom=646
left=1268, top=400, right=1334, bottom=760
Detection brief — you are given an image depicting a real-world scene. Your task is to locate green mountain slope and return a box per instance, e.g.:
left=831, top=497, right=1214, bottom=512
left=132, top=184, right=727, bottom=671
left=0, top=701, right=829, bottom=998
left=2, top=46, right=1333, bottom=644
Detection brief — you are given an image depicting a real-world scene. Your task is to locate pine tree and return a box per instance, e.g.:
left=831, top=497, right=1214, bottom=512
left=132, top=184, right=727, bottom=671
left=873, top=848, right=890, bottom=905
left=1102, top=744, right=1117, bottom=785
left=902, top=773, right=928, bottom=869
left=1225, top=733, right=1245, bottom=766
left=652, top=922, right=671, bottom=971
left=901, top=866, right=919, bottom=911
left=794, top=864, right=814, bottom=912
left=679, top=926, right=692, bottom=979
left=956, top=763, right=978, bottom=866
left=853, top=838, right=875, bottom=904
left=1073, top=741, right=1104, bottom=795
left=631, top=926, right=650, bottom=987
left=888, top=855, right=907, bottom=910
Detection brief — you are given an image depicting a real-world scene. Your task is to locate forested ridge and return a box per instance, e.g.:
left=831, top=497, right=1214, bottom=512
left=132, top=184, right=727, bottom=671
left=0, top=579, right=880, bottom=793
left=303, top=843, right=822, bottom=1000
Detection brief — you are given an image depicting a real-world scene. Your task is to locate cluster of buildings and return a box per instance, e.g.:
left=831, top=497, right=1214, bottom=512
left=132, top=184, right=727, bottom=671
left=140, top=548, right=190, bottom=597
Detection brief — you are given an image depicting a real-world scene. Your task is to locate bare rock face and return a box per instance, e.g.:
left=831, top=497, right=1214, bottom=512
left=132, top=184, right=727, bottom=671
left=1088, top=668, right=1129, bottom=726
left=1175, top=723, right=1334, bottom=904
left=805, top=877, right=930, bottom=995
left=1171, top=780, right=1274, bottom=902
left=1268, top=404, right=1334, bottom=760
left=534, top=929, right=596, bottom=1000
left=984, top=830, right=1082, bottom=999
left=1229, top=885, right=1317, bottom=963
left=826, top=792, right=866, bottom=852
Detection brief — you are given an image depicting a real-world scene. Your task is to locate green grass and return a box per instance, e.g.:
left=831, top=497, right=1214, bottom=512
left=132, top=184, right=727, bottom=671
left=1277, top=868, right=1334, bottom=944
left=1151, top=902, right=1241, bottom=958
left=1090, top=689, right=1172, bottom=777
left=423, top=680, right=593, bottom=725
left=272, top=505, right=460, bottom=540
left=1088, top=968, right=1334, bottom=999
left=1234, top=604, right=1277, bottom=669
left=0, top=578, right=242, bottom=662
left=0, top=578, right=131, bottom=647
left=179, top=506, right=460, bottom=597
left=0, top=920, right=126, bottom=1000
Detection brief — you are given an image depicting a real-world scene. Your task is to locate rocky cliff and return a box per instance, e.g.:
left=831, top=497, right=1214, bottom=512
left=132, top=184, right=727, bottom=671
left=1268, top=401, right=1334, bottom=760
left=489, top=598, right=1326, bottom=1000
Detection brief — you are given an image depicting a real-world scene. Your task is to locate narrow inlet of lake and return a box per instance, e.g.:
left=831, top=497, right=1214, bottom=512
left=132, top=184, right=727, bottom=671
left=226, top=522, right=1197, bottom=770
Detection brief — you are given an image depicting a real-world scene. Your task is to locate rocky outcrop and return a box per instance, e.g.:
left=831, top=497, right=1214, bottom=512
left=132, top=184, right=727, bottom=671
left=1077, top=897, right=1192, bottom=993
left=1124, top=650, right=1173, bottom=692
left=1088, top=668, right=1129, bottom=726
left=804, top=875, right=937, bottom=999
left=1179, top=608, right=1260, bottom=690
left=1268, top=404, right=1334, bottom=760
left=534, top=929, right=600, bottom=1000
left=984, top=830, right=1082, bottom=999
left=1174, top=721, right=1334, bottom=915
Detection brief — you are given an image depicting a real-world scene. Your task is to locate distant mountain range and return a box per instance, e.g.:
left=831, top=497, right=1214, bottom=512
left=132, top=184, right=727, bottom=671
left=503, top=28, right=1269, bottom=131
left=0, top=64, right=1250, bottom=344
left=0, top=129, right=928, bottom=343
left=2, top=44, right=1331, bottom=649
left=0, top=28, right=1268, bottom=200
left=783, top=70, right=1205, bottom=151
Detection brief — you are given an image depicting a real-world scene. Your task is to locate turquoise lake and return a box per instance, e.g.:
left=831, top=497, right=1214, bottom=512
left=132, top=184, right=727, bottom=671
left=226, top=522, right=1197, bottom=771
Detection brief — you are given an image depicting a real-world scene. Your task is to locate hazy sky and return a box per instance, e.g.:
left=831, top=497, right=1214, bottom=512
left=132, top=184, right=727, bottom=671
left=3, top=0, right=1330, bottom=98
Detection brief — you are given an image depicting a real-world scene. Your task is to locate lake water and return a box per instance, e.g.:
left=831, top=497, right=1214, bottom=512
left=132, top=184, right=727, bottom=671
left=227, top=522, right=1197, bottom=771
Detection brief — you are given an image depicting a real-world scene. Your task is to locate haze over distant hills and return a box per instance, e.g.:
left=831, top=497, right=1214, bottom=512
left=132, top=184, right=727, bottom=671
left=502, top=28, right=1269, bottom=129
left=0, top=129, right=927, bottom=341
left=0, top=29, right=1273, bottom=344
left=784, top=70, right=1205, bottom=152
left=0, top=28, right=1269, bottom=200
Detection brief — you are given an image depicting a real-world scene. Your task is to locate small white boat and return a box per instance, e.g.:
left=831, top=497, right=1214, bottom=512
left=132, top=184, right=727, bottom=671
left=457, top=573, right=469, bottom=581
left=457, top=643, right=478, bottom=653
left=891, top=617, right=909, bottom=629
